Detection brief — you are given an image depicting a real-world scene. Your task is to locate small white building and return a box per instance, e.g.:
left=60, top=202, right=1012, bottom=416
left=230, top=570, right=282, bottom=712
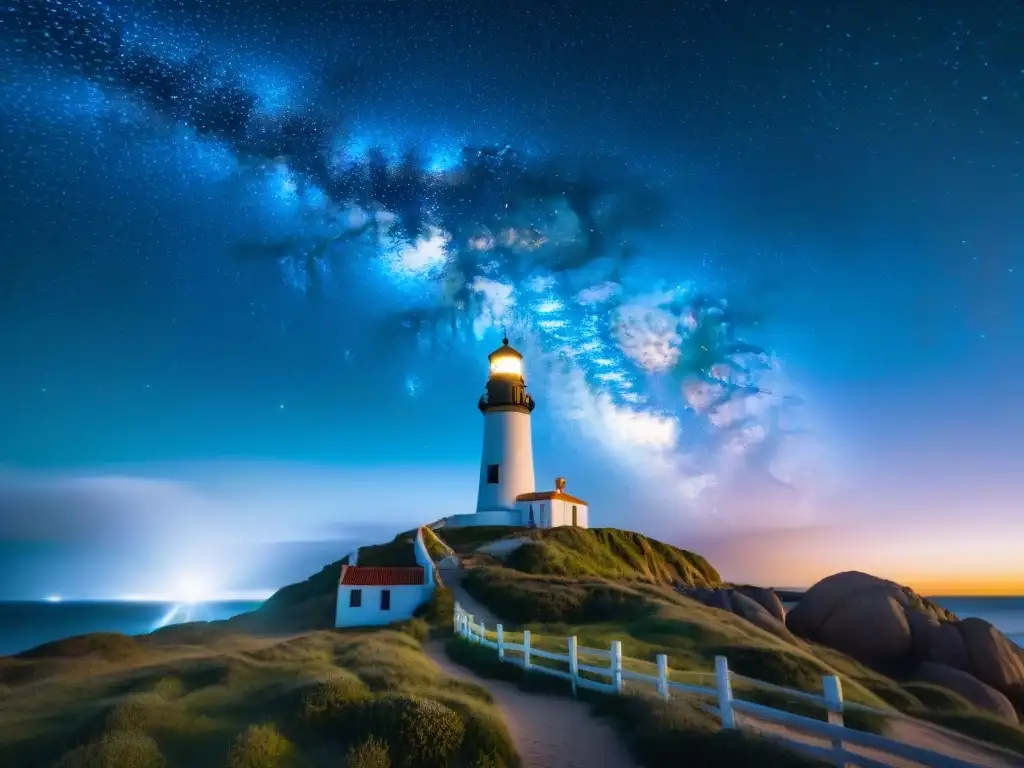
left=334, top=527, right=436, bottom=628
left=442, top=338, right=590, bottom=530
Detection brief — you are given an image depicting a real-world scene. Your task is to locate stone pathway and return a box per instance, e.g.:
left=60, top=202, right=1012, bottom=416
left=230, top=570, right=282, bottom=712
left=425, top=640, right=641, bottom=768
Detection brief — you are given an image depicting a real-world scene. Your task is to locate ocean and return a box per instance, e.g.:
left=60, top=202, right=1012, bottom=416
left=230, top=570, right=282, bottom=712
left=0, top=600, right=264, bottom=656
left=0, top=596, right=1020, bottom=658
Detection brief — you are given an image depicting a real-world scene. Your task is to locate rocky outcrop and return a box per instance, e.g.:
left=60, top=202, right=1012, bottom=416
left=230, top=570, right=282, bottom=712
left=915, top=662, right=1019, bottom=723
left=734, top=585, right=788, bottom=623
left=678, top=586, right=793, bottom=640
left=787, top=571, right=1024, bottom=721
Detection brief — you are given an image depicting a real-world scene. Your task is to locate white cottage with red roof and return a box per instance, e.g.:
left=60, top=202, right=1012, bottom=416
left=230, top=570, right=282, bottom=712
left=334, top=528, right=437, bottom=628
left=439, top=337, right=590, bottom=530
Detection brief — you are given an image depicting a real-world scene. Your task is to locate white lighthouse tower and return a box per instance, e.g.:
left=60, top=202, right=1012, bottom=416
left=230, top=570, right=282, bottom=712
left=475, top=336, right=536, bottom=512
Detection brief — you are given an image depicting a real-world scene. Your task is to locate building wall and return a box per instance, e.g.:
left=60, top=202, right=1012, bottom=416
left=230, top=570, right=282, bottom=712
left=333, top=527, right=437, bottom=629
left=443, top=509, right=525, bottom=528
left=334, top=584, right=425, bottom=628
left=476, top=409, right=535, bottom=511
left=515, top=499, right=589, bottom=528
left=413, top=527, right=435, bottom=585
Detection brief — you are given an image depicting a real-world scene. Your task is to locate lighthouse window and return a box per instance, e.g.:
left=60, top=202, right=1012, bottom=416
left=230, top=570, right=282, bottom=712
left=380, top=590, right=391, bottom=610
left=487, top=464, right=500, bottom=484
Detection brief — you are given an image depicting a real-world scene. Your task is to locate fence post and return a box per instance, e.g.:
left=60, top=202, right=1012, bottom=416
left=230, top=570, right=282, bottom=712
left=656, top=654, right=669, bottom=700
left=568, top=636, right=579, bottom=696
left=523, top=630, right=532, bottom=669
left=480, top=621, right=487, bottom=646
left=611, top=640, right=623, bottom=693
left=497, top=624, right=505, bottom=660
left=822, top=674, right=845, bottom=762
left=466, top=614, right=474, bottom=642
left=453, top=604, right=459, bottom=635
left=715, top=655, right=735, bottom=728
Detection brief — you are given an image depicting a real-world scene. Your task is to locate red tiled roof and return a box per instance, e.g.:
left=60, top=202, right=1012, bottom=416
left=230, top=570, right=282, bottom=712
left=339, top=565, right=425, bottom=587
left=516, top=490, right=588, bottom=505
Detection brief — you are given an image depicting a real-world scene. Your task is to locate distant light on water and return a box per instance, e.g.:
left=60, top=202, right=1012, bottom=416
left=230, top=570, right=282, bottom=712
left=43, top=595, right=62, bottom=603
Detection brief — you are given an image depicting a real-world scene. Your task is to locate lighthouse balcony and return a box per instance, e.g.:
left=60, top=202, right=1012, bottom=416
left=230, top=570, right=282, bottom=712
left=478, top=390, right=535, bottom=413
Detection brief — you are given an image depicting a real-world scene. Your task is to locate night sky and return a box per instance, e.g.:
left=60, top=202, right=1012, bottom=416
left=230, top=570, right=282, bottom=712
left=1, top=0, right=1021, bottom=600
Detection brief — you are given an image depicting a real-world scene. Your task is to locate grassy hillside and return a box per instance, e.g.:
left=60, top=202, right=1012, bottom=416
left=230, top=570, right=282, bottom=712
left=432, top=526, right=1024, bottom=758
left=0, top=628, right=516, bottom=768
left=500, top=527, right=721, bottom=585
left=226, top=531, right=421, bottom=634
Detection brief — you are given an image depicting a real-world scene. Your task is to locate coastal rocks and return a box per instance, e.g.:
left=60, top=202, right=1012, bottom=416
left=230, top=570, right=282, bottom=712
left=678, top=586, right=792, bottom=640
left=787, top=571, right=1024, bottom=717
left=914, top=662, right=1019, bottom=723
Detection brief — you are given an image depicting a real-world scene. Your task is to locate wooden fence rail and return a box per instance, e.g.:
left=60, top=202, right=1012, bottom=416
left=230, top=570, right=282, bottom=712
left=453, top=603, right=1009, bottom=768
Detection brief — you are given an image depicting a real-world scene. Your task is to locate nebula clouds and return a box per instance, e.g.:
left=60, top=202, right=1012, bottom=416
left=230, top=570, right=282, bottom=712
left=4, top=0, right=822, bottom=520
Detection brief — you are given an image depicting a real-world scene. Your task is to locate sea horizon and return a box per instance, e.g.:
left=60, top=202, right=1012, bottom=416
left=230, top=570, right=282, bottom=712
left=0, top=593, right=1021, bottom=658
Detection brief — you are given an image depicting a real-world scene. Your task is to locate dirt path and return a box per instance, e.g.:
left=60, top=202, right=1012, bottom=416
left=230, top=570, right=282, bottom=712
left=425, top=640, right=641, bottom=768
left=439, top=563, right=500, bottom=627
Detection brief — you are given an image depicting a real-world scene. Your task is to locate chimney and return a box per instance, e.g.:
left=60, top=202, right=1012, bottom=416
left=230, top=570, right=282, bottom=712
left=555, top=477, right=566, bottom=492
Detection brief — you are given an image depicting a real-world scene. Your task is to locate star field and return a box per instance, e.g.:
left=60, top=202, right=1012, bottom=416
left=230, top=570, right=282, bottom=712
left=0, top=0, right=1021, bottom=589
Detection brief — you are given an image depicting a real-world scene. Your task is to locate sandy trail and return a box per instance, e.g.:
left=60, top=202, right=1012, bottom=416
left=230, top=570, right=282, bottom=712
left=425, top=640, right=641, bottom=768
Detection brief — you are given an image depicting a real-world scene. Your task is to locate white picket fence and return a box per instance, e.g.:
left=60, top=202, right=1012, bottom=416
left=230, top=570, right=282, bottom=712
left=453, top=603, right=1017, bottom=768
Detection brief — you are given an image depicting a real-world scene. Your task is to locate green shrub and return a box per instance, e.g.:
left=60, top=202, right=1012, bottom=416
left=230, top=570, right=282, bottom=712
left=54, top=732, right=165, bottom=768
left=364, top=694, right=465, bottom=768
left=437, top=694, right=518, bottom=767
left=104, top=693, right=169, bottom=733
left=415, top=587, right=455, bottom=631
left=226, top=723, right=295, bottom=768
left=345, top=737, right=390, bottom=768
left=299, top=675, right=371, bottom=726
left=394, top=618, right=430, bottom=643
left=148, top=676, right=186, bottom=700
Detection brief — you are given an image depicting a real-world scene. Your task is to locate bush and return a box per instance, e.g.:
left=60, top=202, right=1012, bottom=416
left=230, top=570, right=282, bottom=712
left=437, top=694, right=518, bottom=768
left=345, top=737, right=390, bottom=768
left=226, top=723, right=295, bottom=768
left=104, top=693, right=169, bottom=733
left=415, top=587, right=455, bottom=632
left=299, top=675, right=371, bottom=726
left=364, top=695, right=465, bottom=768
left=394, top=618, right=430, bottom=643
left=54, top=732, right=165, bottom=768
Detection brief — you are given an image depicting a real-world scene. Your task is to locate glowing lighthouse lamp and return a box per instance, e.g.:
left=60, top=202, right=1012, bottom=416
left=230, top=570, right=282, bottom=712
left=476, top=337, right=537, bottom=513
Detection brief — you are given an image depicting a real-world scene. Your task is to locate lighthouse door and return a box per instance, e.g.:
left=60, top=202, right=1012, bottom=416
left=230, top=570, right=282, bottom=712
left=528, top=505, right=536, bottom=528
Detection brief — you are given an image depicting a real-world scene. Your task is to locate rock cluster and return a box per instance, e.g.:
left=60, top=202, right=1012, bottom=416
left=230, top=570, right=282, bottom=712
left=677, top=584, right=792, bottom=640
left=786, top=571, right=1024, bottom=723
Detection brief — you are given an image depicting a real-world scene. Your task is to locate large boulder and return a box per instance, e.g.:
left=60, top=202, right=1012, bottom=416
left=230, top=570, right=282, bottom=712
left=679, top=587, right=793, bottom=641
left=734, top=585, right=787, bottom=623
left=915, top=662, right=1019, bottom=724
left=958, top=618, right=1024, bottom=694
left=787, top=571, right=1024, bottom=712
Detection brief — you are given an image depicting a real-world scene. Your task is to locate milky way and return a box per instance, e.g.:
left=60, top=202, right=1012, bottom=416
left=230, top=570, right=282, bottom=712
left=2, top=0, right=823, bottom=516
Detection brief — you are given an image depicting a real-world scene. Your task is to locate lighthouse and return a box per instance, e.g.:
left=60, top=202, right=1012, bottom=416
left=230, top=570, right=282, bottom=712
left=435, top=337, right=589, bottom=530
left=475, top=337, right=537, bottom=512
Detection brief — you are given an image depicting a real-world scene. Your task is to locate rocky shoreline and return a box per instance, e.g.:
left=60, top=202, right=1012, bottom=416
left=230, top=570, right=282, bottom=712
left=678, top=571, right=1024, bottom=724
